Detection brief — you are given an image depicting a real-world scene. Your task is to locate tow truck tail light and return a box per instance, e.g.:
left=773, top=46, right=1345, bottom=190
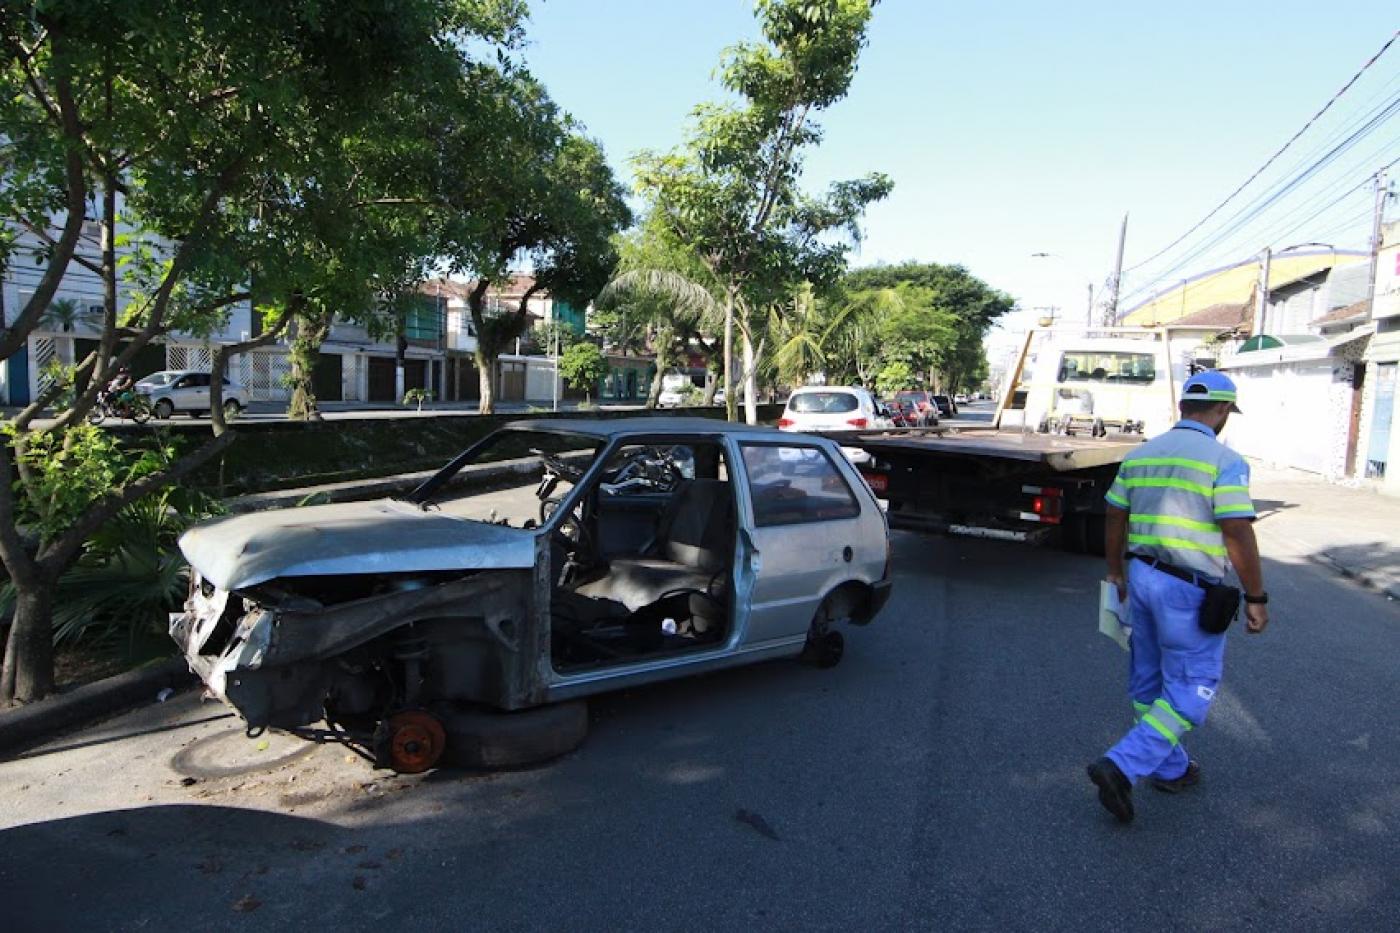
left=778, top=417, right=795, bottom=428
left=847, top=417, right=868, bottom=428
left=1020, top=484, right=1064, bottom=524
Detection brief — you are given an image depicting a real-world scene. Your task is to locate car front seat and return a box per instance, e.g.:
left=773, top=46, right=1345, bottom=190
left=575, top=479, right=734, bottom=621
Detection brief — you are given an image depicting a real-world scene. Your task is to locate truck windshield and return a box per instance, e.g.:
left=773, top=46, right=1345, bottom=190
left=1057, top=351, right=1156, bottom=384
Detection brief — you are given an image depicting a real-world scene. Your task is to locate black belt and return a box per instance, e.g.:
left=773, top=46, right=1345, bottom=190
left=1128, top=553, right=1212, bottom=589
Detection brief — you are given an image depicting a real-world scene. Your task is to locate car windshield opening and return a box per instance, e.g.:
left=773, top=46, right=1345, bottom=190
left=1057, top=351, right=1156, bottom=384
left=789, top=392, right=859, bottom=414
left=140, top=372, right=178, bottom=387
left=410, top=429, right=602, bottom=529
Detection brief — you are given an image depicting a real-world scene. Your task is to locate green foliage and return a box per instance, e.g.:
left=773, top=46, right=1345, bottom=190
left=0, top=485, right=222, bottom=649
left=632, top=0, right=891, bottom=419
left=40, top=298, right=90, bottom=333
left=7, top=425, right=175, bottom=541
left=875, top=361, right=915, bottom=398
left=403, top=388, right=433, bottom=410
left=826, top=263, right=1012, bottom=392
left=558, top=342, right=608, bottom=399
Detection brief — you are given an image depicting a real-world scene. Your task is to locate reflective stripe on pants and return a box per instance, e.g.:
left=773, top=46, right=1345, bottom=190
left=1106, top=559, right=1226, bottom=783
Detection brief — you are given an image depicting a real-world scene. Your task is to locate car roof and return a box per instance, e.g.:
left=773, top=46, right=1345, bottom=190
left=505, top=416, right=791, bottom=441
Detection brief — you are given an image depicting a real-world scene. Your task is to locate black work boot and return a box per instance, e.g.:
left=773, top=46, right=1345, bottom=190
left=1150, top=760, right=1201, bottom=794
left=1087, top=757, right=1134, bottom=824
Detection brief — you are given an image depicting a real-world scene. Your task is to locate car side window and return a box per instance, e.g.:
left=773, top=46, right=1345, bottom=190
left=174, top=376, right=192, bottom=389
left=740, top=444, right=861, bottom=527
left=194, top=374, right=211, bottom=388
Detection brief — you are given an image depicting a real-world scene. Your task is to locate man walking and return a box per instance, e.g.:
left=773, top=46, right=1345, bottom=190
left=1087, top=371, right=1269, bottom=823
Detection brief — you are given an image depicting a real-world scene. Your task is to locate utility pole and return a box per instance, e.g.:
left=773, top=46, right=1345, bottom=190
left=1366, top=169, right=1389, bottom=317
left=1106, top=213, right=1128, bottom=324
left=1086, top=283, right=1094, bottom=328
left=1252, top=247, right=1272, bottom=336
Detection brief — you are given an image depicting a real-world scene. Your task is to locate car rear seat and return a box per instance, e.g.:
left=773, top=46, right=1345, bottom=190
left=575, top=478, right=734, bottom=614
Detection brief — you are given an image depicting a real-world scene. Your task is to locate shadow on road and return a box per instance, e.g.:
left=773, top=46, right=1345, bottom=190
left=0, top=805, right=344, bottom=931
left=11, top=712, right=235, bottom=762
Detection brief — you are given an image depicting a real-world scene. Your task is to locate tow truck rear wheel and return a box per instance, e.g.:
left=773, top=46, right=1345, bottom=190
left=377, top=710, right=447, bottom=774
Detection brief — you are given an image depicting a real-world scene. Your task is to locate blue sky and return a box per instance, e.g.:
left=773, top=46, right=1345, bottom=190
left=519, top=2, right=1399, bottom=350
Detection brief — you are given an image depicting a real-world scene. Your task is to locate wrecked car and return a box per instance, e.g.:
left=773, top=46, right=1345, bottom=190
left=171, top=418, right=892, bottom=772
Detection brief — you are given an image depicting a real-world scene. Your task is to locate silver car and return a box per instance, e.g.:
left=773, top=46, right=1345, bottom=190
left=137, top=369, right=250, bottom=420
left=171, top=418, right=892, bottom=772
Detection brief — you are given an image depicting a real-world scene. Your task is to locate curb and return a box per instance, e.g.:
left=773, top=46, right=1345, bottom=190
left=0, top=657, right=195, bottom=758
left=1308, top=552, right=1400, bottom=601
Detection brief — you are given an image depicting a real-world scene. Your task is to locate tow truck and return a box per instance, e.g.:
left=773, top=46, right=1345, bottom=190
left=822, top=325, right=1219, bottom=553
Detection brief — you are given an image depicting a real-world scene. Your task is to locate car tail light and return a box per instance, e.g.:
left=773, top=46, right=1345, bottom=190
left=778, top=417, right=795, bottom=428
left=847, top=417, right=868, bottom=428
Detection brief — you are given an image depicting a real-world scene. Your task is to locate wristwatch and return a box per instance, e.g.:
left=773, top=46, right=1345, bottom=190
left=1244, top=592, right=1268, bottom=605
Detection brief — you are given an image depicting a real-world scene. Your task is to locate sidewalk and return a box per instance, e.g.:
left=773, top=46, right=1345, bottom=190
left=1248, top=463, right=1400, bottom=600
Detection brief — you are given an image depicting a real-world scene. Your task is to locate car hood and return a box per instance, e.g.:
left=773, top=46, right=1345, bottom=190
left=179, top=499, right=537, bottom=592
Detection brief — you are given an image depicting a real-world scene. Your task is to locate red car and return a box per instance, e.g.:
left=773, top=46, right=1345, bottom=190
left=892, top=390, right=940, bottom=426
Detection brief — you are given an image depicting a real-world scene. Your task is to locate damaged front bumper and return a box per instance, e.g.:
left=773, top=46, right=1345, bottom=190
left=169, top=577, right=298, bottom=728
left=171, top=568, right=536, bottom=731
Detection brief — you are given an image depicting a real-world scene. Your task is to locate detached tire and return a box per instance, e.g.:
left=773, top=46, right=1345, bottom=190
left=438, top=700, right=588, bottom=771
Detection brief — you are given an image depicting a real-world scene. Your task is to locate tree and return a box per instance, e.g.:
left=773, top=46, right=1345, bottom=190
left=875, top=360, right=914, bottom=398
left=828, top=263, right=1013, bottom=393
left=558, top=342, right=607, bottom=405
left=437, top=72, right=631, bottom=414
left=635, top=0, right=892, bottom=424
left=0, top=0, right=526, bottom=704
left=594, top=216, right=723, bottom=409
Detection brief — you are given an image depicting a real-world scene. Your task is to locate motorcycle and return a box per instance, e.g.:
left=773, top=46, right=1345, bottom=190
left=87, top=390, right=153, bottom=424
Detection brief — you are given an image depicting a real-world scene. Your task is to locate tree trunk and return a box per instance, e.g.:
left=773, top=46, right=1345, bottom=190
left=287, top=310, right=330, bottom=421
left=741, top=332, right=759, bottom=426
left=723, top=289, right=736, bottom=422
left=1, top=584, right=55, bottom=705
left=476, top=347, right=495, bottom=415
left=646, top=336, right=670, bottom=410
left=702, top=371, right=718, bottom=406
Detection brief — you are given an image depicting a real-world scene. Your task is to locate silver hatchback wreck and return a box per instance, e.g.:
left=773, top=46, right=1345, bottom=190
left=171, top=418, right=892, bottom=771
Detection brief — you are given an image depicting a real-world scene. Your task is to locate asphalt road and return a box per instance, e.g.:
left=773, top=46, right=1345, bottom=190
left=2, top=514, right=1397, bottom=930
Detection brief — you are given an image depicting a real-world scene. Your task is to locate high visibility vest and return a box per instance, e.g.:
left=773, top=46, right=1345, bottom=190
left=1105, top=420, right=1255, bottom=582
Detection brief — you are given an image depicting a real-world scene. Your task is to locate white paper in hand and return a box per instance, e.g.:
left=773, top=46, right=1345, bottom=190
left=1099, top=581, right=1131, bottom=651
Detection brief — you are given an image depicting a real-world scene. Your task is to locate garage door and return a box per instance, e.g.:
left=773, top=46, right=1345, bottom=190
left=367, top=357, right=396, bottom=402
left=312, top=352, right=343, bottom=402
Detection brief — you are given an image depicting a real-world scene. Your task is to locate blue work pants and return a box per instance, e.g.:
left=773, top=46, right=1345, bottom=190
left=1105, top=560, right=1226, bottom=783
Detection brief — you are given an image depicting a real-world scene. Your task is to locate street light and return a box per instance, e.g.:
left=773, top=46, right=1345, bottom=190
left=1031, top=252, right=1096, bottom=327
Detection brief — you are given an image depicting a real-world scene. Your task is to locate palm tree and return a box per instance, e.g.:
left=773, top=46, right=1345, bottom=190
left=595, top=269, right=722, bottom=408
left=40, top=297, right=89, bottom=333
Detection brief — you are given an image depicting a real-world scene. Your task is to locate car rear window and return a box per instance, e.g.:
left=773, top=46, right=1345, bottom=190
left=787, top=391, right=859, bottom=414
left=740, top=444, right=861, bottom=526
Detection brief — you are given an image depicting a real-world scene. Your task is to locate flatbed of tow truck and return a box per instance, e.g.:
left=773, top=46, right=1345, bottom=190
left=822, top=425, right=1142, bottom=471
left=812, top=425, right=1146, bottom=551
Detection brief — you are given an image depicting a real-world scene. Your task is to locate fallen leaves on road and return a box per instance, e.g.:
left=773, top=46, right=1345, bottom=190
left=735, top=808, right=780, bottom=841
left=352, top=877, right=367, bottom=891
left=232, top=895, right=261, bottom=913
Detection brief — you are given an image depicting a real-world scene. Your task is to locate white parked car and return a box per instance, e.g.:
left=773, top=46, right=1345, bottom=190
left=137, top=369, right=250, bottom=420
left=657, top=373, right=693, bottom=408
left=777, top=386, right=891, bottom=465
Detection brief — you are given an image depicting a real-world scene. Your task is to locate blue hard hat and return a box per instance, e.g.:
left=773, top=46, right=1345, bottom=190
left=1182, top=370, right=1242, bottom=413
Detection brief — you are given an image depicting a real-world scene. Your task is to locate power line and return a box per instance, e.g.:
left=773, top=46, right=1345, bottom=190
left=1123, top=28, right=1400, bottom=276
left=1120, top=105, right=1400, bottom=306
